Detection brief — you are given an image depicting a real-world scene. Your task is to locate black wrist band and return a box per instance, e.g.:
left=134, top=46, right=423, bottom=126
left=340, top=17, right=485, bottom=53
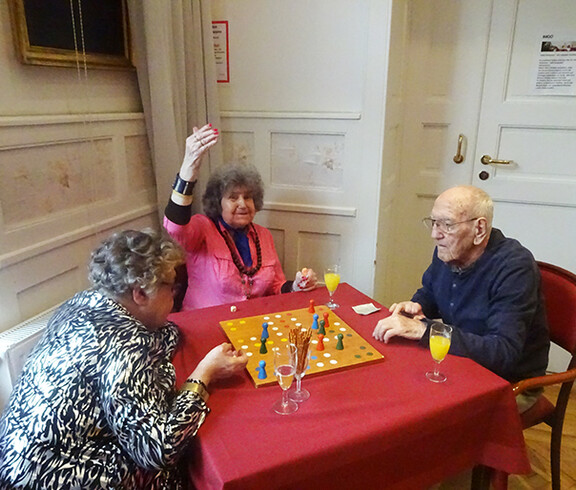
left=173, top=174, right=196, bottom=196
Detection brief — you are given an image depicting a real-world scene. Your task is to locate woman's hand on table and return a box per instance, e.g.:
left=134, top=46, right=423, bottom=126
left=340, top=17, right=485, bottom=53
left=292, top=267, right=318, bottom=292
left=179, top=123, right=219, bottom=182
left=190, top=343, right=248, bottom=386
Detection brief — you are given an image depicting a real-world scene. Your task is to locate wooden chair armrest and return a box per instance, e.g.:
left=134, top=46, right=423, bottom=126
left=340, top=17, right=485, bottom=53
left=512, top=367, right=576, bottom=395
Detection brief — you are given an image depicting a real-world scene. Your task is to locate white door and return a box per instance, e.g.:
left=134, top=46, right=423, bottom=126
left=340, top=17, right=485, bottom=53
left=387, top=0, right=576, bottom=370
left=386, top=0, right=494, bottom=303
left=472, top=0, right=576, bottom=273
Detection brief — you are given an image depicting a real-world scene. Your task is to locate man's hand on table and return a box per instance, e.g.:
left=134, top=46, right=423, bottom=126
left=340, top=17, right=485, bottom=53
left=373, top=301, right=427, bottom=343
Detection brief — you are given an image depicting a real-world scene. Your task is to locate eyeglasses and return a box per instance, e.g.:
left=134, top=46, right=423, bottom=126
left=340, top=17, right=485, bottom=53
left=422, top=217, right=479, bottom=234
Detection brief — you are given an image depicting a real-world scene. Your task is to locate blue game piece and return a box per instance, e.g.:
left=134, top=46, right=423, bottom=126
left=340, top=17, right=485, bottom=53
left=261, top=322, right=269, bottom=340
left=257, top=360, right=267, bottom=379
left=312, top=313, right=319, bottom=330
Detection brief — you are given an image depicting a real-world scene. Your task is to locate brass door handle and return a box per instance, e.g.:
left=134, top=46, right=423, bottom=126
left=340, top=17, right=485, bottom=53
left=481, top=154, right=511, bottom=165
left=453, top=134, right=465, bottom=163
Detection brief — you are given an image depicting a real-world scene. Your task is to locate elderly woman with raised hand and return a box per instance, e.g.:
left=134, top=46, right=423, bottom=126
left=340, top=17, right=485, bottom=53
left=0, top=229, right=247, bottom=489
left=164, top=123, right=318, bottom=310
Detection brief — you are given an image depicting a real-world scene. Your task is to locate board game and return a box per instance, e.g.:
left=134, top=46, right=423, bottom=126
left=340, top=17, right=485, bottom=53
left=220, top=302, right=384, bottom=387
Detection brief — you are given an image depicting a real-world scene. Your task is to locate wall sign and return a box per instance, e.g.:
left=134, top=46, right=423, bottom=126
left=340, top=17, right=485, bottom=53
left=212, top=21, right=230, bottom=83
left=534, top=33, right=576, bottom=95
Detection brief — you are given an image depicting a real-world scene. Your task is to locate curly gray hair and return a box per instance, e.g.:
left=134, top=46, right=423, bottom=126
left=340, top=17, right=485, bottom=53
left=88, top=229, right=185, bottom=298
left=202, top=163, right=264, bottom=220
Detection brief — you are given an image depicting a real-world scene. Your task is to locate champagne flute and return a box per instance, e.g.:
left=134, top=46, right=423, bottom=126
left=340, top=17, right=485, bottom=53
left=272, top=343, right=299, bottom=415
left=288, top=345, right=311, bottom=402
left=426, top=322, right=452, bottom=383
left=324, top=265, right=341, bottom=309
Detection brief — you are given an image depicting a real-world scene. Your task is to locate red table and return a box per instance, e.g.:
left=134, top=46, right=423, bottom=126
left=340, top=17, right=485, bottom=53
left=170, top=283, right=530, bottom=489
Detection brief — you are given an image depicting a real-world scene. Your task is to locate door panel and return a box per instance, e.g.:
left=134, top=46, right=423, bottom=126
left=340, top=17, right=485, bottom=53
left=473, top=0, right=576, bottom=207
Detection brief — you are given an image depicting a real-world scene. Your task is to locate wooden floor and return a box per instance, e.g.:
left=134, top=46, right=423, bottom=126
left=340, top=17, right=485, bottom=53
left=432, top=384, right=576, bottom=489
left=508, top=384, right=576, bottom=489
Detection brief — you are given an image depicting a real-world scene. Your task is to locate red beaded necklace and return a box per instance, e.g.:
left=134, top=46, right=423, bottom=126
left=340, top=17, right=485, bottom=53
left=216, top=221, right=262, bottom=277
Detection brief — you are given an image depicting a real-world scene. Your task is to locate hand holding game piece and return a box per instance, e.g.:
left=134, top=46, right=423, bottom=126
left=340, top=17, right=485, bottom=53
left=189, top=342, right=248, bottom=386
left=292, top=267, right=318, bottom=292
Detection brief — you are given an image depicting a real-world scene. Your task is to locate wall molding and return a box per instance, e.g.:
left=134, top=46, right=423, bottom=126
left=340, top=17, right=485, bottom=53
left=263, top=201, right=356, bottom=217
left=0, top=203, right=158, bottom=268
left=0, top=112, right=144, bottom=127
left=221, top=111, right=361, bottom=120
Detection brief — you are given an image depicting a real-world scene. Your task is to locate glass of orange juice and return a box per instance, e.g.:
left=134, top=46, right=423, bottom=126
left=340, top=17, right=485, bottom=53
left=426, top=322, right=452, bottom=383
left=324, top=265, right=341, bottom=309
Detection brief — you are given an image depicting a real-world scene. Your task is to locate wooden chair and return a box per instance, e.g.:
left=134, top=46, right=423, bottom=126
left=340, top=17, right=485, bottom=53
left=510, top=261, right=576, bottom=489
left=473, top=261, right=576, bottom=490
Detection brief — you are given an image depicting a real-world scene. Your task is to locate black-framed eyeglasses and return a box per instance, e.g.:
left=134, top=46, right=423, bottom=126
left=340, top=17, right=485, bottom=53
left=422, top=217, right=479, bottom=234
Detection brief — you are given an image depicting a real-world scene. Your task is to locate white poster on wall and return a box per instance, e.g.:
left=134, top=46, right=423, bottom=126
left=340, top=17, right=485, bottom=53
left=534, top=33, right=576, bottom=95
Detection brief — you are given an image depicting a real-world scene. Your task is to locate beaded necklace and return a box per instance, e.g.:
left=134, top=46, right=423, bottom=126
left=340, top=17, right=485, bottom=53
left=216, top=220, right=262, bottom=277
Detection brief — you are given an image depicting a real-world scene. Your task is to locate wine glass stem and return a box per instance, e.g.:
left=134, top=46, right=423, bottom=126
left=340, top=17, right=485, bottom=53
left=434, top=361, right=441, bottom=376
left=281, top=389, right=289, bottom=407
left=295, top=376, right=302, bottom=392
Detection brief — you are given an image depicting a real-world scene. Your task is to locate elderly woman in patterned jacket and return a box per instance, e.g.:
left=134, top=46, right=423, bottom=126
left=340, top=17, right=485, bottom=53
left=164, top=123, right=318, bottom=311
left=0, top=229, right=247, bottom=489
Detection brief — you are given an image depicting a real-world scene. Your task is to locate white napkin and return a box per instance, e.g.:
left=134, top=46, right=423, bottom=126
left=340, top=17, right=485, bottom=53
left=352, top=303, right=381, bottom=315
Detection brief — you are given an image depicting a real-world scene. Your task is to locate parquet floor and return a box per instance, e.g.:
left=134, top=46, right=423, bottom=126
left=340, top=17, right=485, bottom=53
left=432, top=384, right=576, bottom=489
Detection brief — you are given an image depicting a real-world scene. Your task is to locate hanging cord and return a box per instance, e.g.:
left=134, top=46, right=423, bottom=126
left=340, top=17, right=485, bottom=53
left=68, top=0, right=102, bottom=246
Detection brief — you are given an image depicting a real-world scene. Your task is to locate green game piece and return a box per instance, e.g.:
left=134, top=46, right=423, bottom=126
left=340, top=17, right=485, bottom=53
left=319, top=319, right=326, bottom=335
left=259, top=338, right=267, bottom=354
left=336, top=333, right=344, bottom=350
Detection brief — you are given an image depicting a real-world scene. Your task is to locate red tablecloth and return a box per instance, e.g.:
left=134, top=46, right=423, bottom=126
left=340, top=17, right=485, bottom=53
left=170, top=283, right=530, bottom=489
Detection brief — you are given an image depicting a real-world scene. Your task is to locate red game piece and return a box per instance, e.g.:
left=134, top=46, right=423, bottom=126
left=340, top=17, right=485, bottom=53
left=316, top=334, right=325, bottom=351
left=308, top=299, right=315, bottom=313
left=323, top=312, right=329, bottom=329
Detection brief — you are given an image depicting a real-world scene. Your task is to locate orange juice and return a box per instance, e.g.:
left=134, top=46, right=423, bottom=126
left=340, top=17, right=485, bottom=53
left=429, top=335, right=450, bottom=361
left=324, top=272, right=340, bottom=293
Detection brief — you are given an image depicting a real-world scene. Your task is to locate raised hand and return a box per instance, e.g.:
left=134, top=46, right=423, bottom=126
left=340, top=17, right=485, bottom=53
left=179, top=123, right=219, bottom=182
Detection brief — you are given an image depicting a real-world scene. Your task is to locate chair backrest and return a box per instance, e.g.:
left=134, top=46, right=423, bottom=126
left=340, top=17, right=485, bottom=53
left=537, top=261, right=576, bottom=369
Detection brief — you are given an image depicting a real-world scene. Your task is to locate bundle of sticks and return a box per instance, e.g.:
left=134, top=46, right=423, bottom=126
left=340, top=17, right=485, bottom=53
left=289, top=326, right=312, bottom=374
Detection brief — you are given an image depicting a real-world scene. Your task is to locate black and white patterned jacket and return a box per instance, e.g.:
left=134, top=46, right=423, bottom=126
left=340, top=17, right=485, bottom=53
left=0, top=290, right=208, bottom=489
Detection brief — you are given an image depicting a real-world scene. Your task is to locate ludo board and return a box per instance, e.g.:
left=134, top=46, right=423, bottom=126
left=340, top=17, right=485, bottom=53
left=220, top=304, right=384, bottom=387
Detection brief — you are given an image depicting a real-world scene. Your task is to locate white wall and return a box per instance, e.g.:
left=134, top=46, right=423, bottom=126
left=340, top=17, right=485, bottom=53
left=211, top=0, right=395, bottom=297
left=0, top=2, right=158, bottom=332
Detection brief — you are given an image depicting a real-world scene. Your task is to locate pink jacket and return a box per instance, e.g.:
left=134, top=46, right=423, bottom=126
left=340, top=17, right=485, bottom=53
left=164, top=214, right=286, bottom=310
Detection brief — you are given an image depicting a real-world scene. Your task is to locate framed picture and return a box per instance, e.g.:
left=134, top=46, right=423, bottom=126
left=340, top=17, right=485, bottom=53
left=7, top=0, right=132, bottom=69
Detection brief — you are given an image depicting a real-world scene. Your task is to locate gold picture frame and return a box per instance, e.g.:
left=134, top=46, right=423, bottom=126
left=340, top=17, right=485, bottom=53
left=8, top=0, right=132, bottom=70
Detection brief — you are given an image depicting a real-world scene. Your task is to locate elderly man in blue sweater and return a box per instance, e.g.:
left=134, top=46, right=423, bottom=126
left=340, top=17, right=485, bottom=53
left=373, top=185, right=549, bottom=412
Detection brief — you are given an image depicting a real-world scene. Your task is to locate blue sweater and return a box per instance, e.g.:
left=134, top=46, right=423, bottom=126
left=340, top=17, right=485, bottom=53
left=413, top=229, right=549, bottom=382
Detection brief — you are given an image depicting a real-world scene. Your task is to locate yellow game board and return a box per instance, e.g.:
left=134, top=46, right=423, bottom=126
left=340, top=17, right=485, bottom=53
left=220, top=304, right=384, bottom=387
